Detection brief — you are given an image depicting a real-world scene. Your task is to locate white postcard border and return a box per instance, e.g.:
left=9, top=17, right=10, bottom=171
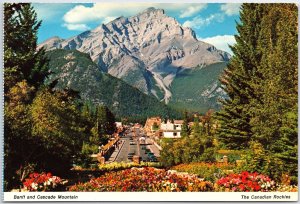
left=1, top=1, right=299, bottom=203
left=3, top=192, right=299, bottom=202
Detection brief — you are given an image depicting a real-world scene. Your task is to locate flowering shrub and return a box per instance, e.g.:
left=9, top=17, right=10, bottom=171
left=171, top=162, right=235, bottom=182
left=98, top=162, right=162, bottom=171
left=216, top=171, right=275, bottom=192
left=69, top=167, right=213, bottom=192
left=275, top=185, right=298, bottom=192
left=23, top=172, right=63, bottom=191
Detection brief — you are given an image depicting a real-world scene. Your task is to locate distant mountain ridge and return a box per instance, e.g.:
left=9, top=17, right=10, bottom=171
left=39, top=7, right=230, bottom=107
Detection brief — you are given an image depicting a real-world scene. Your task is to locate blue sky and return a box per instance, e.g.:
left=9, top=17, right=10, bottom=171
left=33, top=3, right=241, bottom=55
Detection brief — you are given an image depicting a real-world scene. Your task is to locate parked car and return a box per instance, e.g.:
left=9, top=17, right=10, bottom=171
left=147, top=152, right=154, bottom=157
left=148, top=155, right=157, bottom=162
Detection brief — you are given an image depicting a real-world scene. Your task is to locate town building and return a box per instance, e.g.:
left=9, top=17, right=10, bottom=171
left=144, top=117, right=162, bottom=136
left=161, top=120, right=183, bottom=138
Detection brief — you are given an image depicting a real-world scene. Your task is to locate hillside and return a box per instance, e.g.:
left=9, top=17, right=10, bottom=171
left=45, top=49, right=181, bottom=120
left=169, top=62, right=227, bottom=112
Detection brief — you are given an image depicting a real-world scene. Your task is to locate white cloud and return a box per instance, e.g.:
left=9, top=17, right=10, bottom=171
left=179, top=4, right=207, bottom=18
left=183, top=14, right=224, bottom=29
left=198, top=35, right=236, bottom=55
left=33, top=3, right=73, bottom=21
left=63, top=3, right=207, bottom=24
left=63, top=23, right=91, bottom=31
left=220, top=3, right=241, bottom=16
left=63, top=5, right=101, bottom=24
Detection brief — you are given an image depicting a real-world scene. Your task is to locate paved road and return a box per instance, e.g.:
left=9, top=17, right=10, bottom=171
left=114, top=128, right=159, bottom=162
left=115, top=137, right=130, bottom=162
left=115, top=131, right=139, bottom=162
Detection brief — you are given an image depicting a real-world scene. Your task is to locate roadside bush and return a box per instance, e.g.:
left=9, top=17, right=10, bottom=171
left=98, top=162, right=163, bottom=171
left=77, top=142, right=99, bottom=168
left=237, top=141, right=285, bottom=183
left=160, top=135, right=216, bottom=166
left=199, top=147, right=216, bottom=162
left=171, top=162, right=235, bottom=182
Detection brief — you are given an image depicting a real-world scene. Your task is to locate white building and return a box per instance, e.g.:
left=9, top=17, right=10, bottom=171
left=160, top=120, right=183, bottom=138
left=115, top=122, right=122, bottom=128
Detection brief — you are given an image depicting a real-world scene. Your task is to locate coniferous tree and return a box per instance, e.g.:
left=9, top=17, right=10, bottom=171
left=250, top=4, right=297, bottom=145
left=181, top=111, right=190, bottom=137
left=96, top=105, right=116, bottom=136
left=249, top=4, right=298, bottom=178
left=216, top=4, right=265, bottom=149
left=4, top=3, right=49, bottom=190
left=216, top=3, right=297, bottom=182
left=192, top=117, right=202, bottom=138
left=4, top=3, right=47, bottom=93
left=202, top=109, right=214, bottom=136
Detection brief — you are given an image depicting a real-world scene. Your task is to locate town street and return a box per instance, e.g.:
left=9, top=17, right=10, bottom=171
left=112, top=127, right=160, bottom=163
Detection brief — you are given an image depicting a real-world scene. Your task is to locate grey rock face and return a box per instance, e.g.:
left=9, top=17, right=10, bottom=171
left=39, top=7, right=230, bottom=103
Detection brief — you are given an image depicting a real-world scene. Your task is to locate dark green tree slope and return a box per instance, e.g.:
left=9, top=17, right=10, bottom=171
left=45, top=49, right=181, bottom=121
left=170, top=62, right=228, bottom=113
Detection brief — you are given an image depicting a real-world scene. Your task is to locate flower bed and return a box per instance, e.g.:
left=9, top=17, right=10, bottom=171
left=23, top=172, right=65, bottom=191
left=275, top=184, right=298, bottom=192
left=216, top=171, right=275, bottom=192
left=98, top=161, right=162, bottom=171
left=69, top=167, right=213, bottom=192
left=171, top=162, right=235, bottom=182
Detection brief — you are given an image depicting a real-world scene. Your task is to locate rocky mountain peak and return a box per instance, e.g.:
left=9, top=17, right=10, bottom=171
left=39, top=8, right=230, bottom=104
left=37, top=36, right=63, bottom=50
left=139, top=7, right=165, bottom=16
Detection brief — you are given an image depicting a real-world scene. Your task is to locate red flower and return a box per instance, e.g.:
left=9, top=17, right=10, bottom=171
left=241, top=171, right=249, bottom=178
left=216, top=172, right=274, bottom=192
left=254, top=185, right=261, bottom=191
left=241, top=176, right=247, bottom=183
left=23, top=172, right=62, bottom=191
left=239, top=184, right=245, bottom=191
